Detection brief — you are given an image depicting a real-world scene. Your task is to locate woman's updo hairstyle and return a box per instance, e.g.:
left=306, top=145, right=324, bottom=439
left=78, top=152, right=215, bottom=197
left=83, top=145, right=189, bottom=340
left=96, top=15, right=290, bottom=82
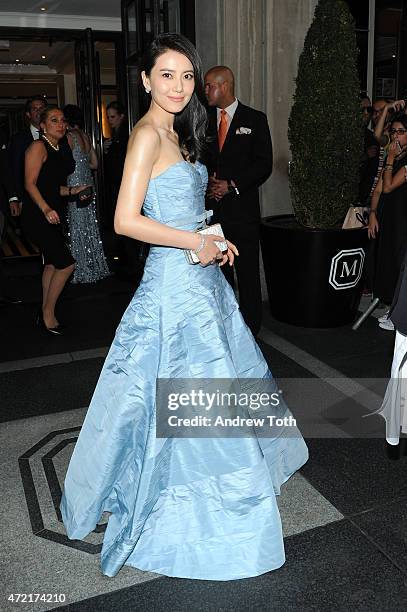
left=63, top=104, right=84, bottom=129
left=141, top=32, right=207, bottom=163
left=39, top=105, right=62, bottom=125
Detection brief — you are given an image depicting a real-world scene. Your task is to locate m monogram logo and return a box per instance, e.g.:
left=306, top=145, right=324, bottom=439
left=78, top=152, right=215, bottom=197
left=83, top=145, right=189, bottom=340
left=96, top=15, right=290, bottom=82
left=329, top=248, right=365, bottom=290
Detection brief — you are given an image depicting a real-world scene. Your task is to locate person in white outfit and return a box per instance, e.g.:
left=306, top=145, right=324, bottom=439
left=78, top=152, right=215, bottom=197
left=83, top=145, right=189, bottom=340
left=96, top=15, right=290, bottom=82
left=377, top=251, right=407, bottom=458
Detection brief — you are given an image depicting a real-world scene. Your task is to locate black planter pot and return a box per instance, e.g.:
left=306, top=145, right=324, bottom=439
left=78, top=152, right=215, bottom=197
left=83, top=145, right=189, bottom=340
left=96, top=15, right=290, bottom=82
left=260, top=214, right=369, bottom=328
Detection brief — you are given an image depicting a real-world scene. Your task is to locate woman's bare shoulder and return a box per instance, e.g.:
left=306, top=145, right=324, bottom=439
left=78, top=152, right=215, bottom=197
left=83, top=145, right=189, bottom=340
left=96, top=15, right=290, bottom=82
left=69, top=128, right=89, bottom=151
left=128, top=121, right=161, bottom=154
left=131, top=119, right=161, bottom=139
left=26, top=139, right=47, bottom=156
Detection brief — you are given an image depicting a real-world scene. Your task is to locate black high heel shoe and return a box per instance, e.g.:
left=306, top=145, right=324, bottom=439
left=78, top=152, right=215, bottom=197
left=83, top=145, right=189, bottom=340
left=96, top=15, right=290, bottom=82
left=35, top=309, right=64, bottom=335
left=43, top=323, right=63, bottom=336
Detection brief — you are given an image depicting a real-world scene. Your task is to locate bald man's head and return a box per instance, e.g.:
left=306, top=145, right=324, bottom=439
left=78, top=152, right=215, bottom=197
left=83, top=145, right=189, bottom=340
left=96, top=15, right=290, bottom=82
left=204, top=65, right=236, bottom=108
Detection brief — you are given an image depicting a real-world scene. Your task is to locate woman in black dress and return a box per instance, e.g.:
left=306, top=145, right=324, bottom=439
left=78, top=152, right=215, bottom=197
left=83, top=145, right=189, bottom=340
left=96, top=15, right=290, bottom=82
left=23, top=106, right=90, bottom=334
left=105, top=101, right=142, bottom=274
left=368, top=115, right=407, bottom=329
left=104, top=101, right=129, bottom=229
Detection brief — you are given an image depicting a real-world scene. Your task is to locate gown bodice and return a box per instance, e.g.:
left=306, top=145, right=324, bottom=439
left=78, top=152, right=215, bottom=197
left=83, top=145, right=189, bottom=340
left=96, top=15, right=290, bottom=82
left=139, top=160, right=216, bottom=299
left=143, top=160, right=209, bottom=229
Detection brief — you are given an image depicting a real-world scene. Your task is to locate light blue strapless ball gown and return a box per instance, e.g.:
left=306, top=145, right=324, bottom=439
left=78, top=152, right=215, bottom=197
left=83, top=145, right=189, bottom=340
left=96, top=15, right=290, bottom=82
left=60, top=160, right=308, bottom=580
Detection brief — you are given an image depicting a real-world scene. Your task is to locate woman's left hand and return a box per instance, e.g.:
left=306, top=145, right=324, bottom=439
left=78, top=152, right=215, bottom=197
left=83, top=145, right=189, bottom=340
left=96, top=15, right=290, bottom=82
left=217, top=239, right=239, bottom=267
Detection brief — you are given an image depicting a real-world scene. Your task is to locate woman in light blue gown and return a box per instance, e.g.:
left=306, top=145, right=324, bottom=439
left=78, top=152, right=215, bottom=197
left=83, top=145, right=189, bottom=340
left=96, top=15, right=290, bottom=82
left=61, top=33, right=308, bottom=581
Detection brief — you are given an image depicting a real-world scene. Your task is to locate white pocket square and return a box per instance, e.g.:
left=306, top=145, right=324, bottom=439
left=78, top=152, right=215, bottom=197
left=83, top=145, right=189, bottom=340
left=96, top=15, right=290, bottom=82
left=235, top=127, right=251, bottom=135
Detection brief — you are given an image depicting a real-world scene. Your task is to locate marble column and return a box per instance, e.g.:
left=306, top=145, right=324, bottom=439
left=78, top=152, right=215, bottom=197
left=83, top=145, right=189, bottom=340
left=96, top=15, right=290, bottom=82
left=195, top=0, right=317, bottom=300
left=195, top=0, right=318, bottom=216
left=263, top=0, right=318, bottom=217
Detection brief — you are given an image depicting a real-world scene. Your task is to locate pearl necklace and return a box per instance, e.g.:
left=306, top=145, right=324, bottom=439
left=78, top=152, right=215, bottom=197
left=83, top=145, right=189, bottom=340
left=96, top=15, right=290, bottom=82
left=42, top=134, right=59, bottom=151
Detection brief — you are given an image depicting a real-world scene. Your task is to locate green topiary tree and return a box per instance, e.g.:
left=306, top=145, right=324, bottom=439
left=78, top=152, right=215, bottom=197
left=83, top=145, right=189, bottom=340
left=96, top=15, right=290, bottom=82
left=288, top=0, right=364, bottom=229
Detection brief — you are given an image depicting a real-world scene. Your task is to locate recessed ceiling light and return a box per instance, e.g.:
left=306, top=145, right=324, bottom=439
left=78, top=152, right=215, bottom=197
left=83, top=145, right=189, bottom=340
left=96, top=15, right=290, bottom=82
left=40, top=6, right=47, bottom=11
left=15, top=58, right=20, bottom=62
left=41, top=55, right=46, bottom=59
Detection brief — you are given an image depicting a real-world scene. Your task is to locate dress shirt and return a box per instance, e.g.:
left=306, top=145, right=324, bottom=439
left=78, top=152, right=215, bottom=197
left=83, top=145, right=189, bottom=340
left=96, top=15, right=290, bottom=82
left=30, top=124, right=40, bottom=140
left=216, top=98, right=238, bottom=132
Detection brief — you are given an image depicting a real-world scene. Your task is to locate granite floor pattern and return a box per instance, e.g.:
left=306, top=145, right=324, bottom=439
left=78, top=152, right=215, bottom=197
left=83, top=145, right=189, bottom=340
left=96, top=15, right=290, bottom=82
left=52, top=521, right=407, bottom=612
left=0, top=406, right=344, bottom=611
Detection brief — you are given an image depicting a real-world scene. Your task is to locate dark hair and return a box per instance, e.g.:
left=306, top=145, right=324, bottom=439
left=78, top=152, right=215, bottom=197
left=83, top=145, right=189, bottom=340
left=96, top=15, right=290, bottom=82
left=63, top=104, right=84, bottom=129
left=106, top=100, right=126, bottom=116
left=39, top=105, right=63, bottom=126
left=25, top=95, right=47, bottom=114
left=141, top=32, right=207, bottom=163
left=390, top=114, right=407, bottom=130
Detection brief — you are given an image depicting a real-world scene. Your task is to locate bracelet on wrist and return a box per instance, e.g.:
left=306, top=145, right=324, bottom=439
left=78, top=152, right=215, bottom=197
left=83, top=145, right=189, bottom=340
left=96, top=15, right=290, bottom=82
left=193, top=235, right=206, bottom=256
left=227, top=179, right=239, bottom=196
left=369, top=209, right=377, bottom=215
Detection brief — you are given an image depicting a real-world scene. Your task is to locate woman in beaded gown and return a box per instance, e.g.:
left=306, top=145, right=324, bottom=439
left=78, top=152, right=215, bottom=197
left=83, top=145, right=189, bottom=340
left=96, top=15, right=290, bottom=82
left=64, top=105, right=110, bottom=284
left=61, top=34, right=308, bottom=581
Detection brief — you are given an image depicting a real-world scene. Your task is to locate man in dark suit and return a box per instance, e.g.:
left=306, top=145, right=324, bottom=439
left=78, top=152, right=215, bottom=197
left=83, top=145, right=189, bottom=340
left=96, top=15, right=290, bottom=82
left=204, top=66, right=273, bottom=337
left=0, top=141, right=22, bottom=305
left=2, top=96, right=48, bottom=305
left=8, top=95, right=48, bottom=206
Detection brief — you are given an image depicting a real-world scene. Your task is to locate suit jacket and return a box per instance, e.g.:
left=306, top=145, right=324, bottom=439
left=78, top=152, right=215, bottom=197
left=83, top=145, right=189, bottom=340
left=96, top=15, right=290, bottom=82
left=0, top=146, right=19, bottom=241
left=7, top=129, right=34, bottom=202
left=205, top=101, right=273, bottom=227
left=0, top=147, right=18, bottom=211
left=104, top=123, right=129, bottom=204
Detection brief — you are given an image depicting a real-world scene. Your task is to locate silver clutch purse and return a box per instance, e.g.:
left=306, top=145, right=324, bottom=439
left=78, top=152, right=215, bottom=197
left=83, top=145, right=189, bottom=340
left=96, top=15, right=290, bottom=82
left=184, top=223, right=228, bottom=264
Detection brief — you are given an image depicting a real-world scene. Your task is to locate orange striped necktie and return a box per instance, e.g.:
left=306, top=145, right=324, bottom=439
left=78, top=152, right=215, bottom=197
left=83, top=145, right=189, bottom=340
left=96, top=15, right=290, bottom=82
left=218, top=109, right=228, bottom=151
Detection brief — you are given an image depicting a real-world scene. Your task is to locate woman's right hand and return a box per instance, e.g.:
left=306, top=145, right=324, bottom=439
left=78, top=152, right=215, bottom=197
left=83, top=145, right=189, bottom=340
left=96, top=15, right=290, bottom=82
left=367, top=213, right=379, bottom=239
left=44, top=207, right=60, bottom=225
left=387, top=140, right=400, bottom=160
left=197, top=234, right=226, bottom=266
left=386, top=99, right=406, bottom=114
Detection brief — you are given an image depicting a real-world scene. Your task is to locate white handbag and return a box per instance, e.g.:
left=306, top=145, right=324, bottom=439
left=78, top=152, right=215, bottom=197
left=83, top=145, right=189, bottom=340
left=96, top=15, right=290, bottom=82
left=184, top=223, right=228, bottom=264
